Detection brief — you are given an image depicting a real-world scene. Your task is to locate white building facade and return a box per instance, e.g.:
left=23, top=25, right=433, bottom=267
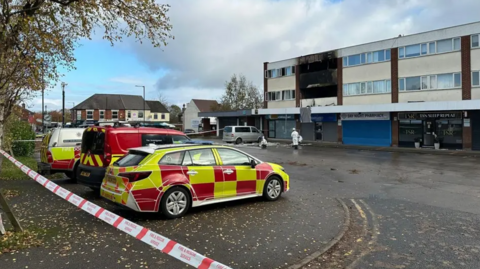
left=259, top=21, right=480, bottom=150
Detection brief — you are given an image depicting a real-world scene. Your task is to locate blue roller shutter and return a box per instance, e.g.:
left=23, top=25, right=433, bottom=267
left=342, top=120, right=391, bottom=146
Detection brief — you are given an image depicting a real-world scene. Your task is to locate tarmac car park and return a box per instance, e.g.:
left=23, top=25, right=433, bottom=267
left=100, top=144, right=290, bottom=218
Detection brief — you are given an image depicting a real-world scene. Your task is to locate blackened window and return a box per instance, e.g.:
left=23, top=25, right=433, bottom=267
left=141, top=134, right=169, bottom=146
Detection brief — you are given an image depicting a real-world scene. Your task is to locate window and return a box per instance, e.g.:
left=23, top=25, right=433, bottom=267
left=421, top=44, right=427, bottom=55
left=473, top=71, right=480, bottom=86
left=154, top=114, right=158, bottom=120
left=360, top=53, right=366, bottom=64
left=454, top=38, right=461, bottom=50
left=399, top=47, right=405, bottom=58
left=400, top=38, right=461, bottom=59
left=138, top=111, right=144, bottom=118
left=114, top=151, right=149, bottom=167
left=159, top=151, right=185, bottom=166
left=454, top=73, right=461, bottom=87
left=216, top=148, right=251, bottom=166
left=188, top=149, right=216, bottom=166
left=367, top=81, right=373, bottom=93
left=437, top=39, right=453, bottom=53
left=141, top=134, right=168, bottom=145
left=343, top=80, right=390, bottom=96
left=251, top=127, right=261, bottom=133
left=405, top=77, right=421, bottom=91
left=400, top=73, right=461, bottom=91
left=373, top=50, right=385, bottom=62
left=271, top=69, right=278, bottom=78
left=112, top=110, right=118, bottom=119
left=385, top=49, right=391, bottom=60
left=429, top=42, right=436, bottom=54
left=343, top=57, right=348, bottom=67
left=275, top=91, right=281, bottom=100
left=76, top=111, right=81, bottom=120
left=161, top=114, right=165, bottom=119
left=172, top=135, right=190, bottom=144
left=285, top=66, right=293, bottom=76
left=182, top=151, right=193, bottom=166
left=405, top=44, right=421, bottom=57
left=373, top=80, right=386, bottom=93
left=86, top=110, right=93, bottom=120
left=472, top=34, right=479, bottom=48
left=99, top=110, right=105, bottom=120
left=127, top=111, right=131, bottom=118
left=235, top=127, right=251, bottom=133
left=347, top=54, right=361, bottom=66
left=282, top=90, right=295, bottom=100
left=367, top=52, right=373, bottom=63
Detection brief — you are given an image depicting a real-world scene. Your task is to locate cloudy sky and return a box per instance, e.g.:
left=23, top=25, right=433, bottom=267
left=29, top=0, right=480, bottom=112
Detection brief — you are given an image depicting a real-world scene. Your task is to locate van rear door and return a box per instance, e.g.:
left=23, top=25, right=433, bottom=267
left=80, top=128, right=106, bottom=167
left=223, top=126, right=232, bottom=139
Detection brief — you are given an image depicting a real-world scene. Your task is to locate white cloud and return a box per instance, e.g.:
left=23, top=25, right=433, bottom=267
left=117, top=0, right=480, bottom=104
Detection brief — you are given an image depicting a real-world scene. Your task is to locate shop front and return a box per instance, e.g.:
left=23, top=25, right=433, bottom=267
left=398, top=112, right=463, bottom=149
left=311, top=113, right=338, bottom=142
left=267, top=114, right=296, bottom=139
left=341, top=112, right=391, bottom=147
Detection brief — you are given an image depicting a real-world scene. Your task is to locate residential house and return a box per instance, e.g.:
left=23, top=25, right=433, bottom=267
left=13, top=103, right=36, bottom=131
left=182, top=99, right=218, bottom=131
left=72, top=94, right=170, bottom=124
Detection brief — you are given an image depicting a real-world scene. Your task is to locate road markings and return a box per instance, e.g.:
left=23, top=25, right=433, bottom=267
left=346, top=199, right=379, bottom=269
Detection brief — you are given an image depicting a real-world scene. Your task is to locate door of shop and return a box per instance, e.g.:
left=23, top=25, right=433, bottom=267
left=342, top=120, right=391, bottom=146
left=471, top=111, right=480, bottom=150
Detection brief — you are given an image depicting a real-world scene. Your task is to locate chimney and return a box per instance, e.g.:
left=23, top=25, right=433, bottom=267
left=22, top=103, right=25, bottom=109
left=182, top=104, right=186, bottom=113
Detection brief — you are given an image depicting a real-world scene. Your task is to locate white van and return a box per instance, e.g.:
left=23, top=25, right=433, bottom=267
left=222, top=126, right=263, bottom=144
left=38, top=128, right=85, bottom=181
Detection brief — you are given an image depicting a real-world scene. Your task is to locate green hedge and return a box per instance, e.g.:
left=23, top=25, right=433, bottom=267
left=4, top=116, right=36, bottom=157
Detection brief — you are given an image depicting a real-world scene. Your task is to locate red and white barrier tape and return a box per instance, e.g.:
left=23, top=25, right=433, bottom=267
left=0, top=150, right=232, bottom=269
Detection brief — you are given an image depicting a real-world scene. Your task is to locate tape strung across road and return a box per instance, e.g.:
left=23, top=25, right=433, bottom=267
left=0, top=149, right=232, bottom=269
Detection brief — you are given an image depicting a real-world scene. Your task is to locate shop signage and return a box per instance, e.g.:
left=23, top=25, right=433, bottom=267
left=341, top=112, right=390, bottom=121
left=399, top=112, right=462, bottom=120
left=311, top=113, right=337, bottom=122
left=267, top=114, right=295, bottom=120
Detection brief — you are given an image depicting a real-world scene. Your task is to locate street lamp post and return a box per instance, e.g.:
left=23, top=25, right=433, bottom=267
left=42, top=89, right=44, bottom=132
left=61, top=82, right=67, bottom=127
left=135, top=85, right=146, bottom=125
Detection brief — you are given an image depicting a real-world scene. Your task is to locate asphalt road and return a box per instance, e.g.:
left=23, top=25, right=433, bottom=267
left=1, top=144, right=480, bottom=268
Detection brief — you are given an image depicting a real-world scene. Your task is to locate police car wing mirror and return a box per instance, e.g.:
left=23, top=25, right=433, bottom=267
left=52, top=142, right=57, bottom=147
left=250, top=159, right=257, bottom=168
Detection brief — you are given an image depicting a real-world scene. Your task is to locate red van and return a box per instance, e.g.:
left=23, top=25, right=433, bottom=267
left=76, top=126, right=191, bottom=191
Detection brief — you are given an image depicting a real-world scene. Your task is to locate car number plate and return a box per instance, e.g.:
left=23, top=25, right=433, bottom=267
left=80, top=171, right=90, bottom=177
left=106, top=176, right=116, bottom=185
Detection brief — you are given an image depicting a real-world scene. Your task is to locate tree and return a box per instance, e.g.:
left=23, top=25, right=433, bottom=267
left=0, top=0, right=174, bottom=162
left=169, top=104, right=181, bottom=123
left=213, top=74, right=263, bottom=111
left=158, top=92, right=170, bottom=108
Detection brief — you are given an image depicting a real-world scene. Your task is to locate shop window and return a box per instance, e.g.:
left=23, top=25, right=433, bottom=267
left=436, top=119, right=463, bottom=148
left=399, top=120, right=423, bottom=147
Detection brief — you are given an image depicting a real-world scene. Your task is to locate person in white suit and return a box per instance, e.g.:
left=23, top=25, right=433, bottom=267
left=291, top=128, right=299, bottom=149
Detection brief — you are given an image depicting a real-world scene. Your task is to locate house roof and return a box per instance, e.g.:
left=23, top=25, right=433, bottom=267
left=73, top=94, right=151, bottom=110
left=145, top=100, right=169, bottom=113
left=192, top=99, right=219, bottom=113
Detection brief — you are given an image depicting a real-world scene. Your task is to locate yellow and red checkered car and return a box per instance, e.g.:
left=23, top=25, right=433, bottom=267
left=100, top=145, right=289, bottom=218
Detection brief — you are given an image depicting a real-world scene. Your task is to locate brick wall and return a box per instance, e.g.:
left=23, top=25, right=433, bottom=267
left=337, top=58, right=343, bottom=105
left=263, top=62, right=268, bottom=108
left=119, top=110, right=126, bottom=121
left=295, top=64, right=301, bottom=107
left=391, top=112, right=399, bottom=147
left=81, top=110, right=86, bottom=121
left=93, top=110, right=99, bottom=121
left=461, top=35, right=472, bottom=100
left=391, top=48, right=399, bottom=103
left=105, top=110, right=112, bottom=120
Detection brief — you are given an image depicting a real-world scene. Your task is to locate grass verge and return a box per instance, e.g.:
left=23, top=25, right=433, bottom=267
left=0, top=156, right=65, bottom=180
left=0, top=230, right=43, bottom=254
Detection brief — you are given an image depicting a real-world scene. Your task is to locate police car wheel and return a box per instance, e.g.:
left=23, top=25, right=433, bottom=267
left=263, top=176, right=283, bottom=201
left=161, top=187, right=191, bottom=219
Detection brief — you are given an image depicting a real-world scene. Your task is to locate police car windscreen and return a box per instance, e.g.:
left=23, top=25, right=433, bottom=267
left=81, top=131, right=105, bottom=155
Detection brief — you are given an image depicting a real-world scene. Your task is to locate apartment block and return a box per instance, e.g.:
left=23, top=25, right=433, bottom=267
left=259, top=21, right=480, bottom=150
